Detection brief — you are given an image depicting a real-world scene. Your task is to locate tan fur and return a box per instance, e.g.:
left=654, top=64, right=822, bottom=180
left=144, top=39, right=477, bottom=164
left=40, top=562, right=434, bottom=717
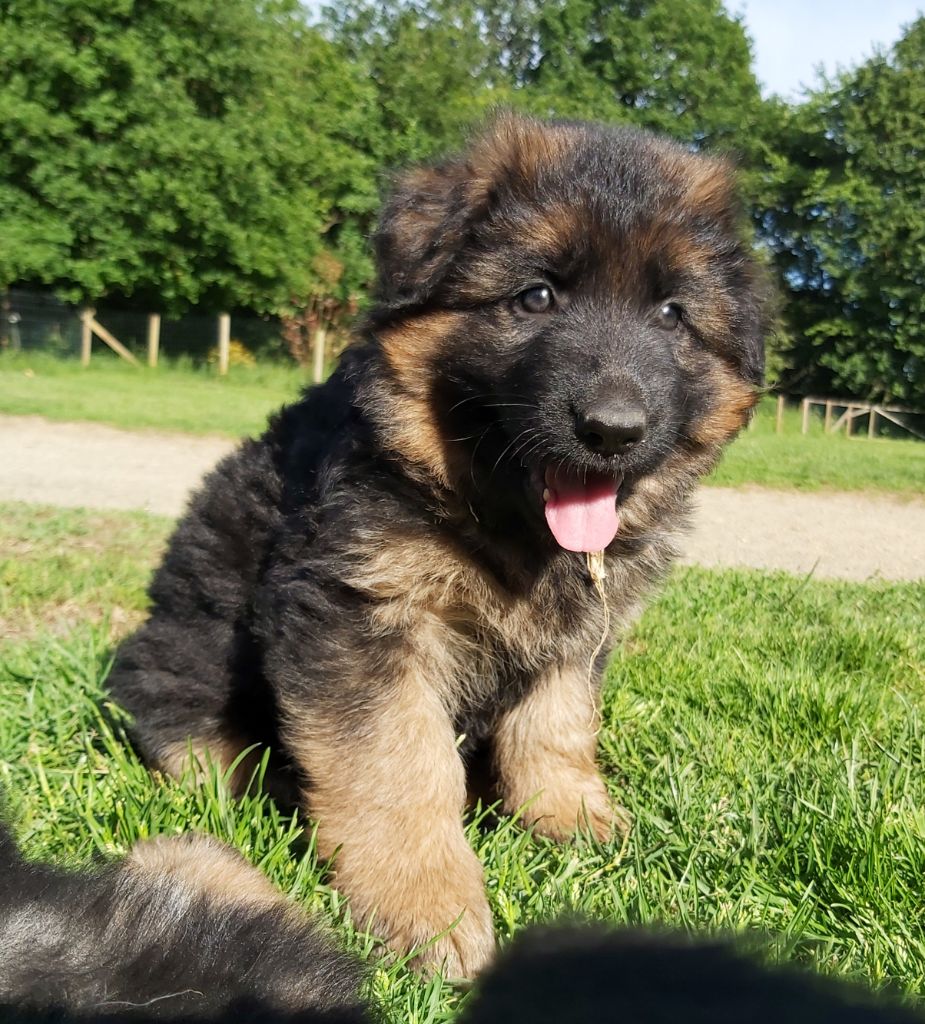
left=345, top=529, right=612, bottom=680
left=156, top=734, right=262, bottom=796
left=517, top=203, right=588, bottom=259
left=127, top=833, right=281, bottom=909
left=467, top=112, right=578, bottom=194
left=494, top=664, right=631, bottom=841
left=690, top=366, right=760, bottom=445
left=283, top=649, right=494, bottom=978
left=684, top=155, right=736, bottom=215
left=378, top=311, right=467, bottom=488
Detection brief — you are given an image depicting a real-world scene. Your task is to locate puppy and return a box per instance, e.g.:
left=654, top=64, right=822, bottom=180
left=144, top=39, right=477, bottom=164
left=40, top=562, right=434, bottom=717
left=462, top=925, right=921, bottom=1024
left=0, top=823, right=362, bottom=1020
left=107, top=112, right=768, bottom=976
left=0, top=835, right=915, bottom=1024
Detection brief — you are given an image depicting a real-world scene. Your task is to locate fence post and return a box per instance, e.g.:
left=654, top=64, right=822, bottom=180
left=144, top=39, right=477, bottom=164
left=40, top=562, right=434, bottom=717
left=801, top=397, right=810, bottom=435
left=80, top=308, right=93, bottom=366
left=147, top=314, right=161, bottom=368
left=776, top=394, right=785, bottom=434
left=312, top=326, right=327, bottom=384
left=868, top=406, right=877, bottom=439
left=217, top=313, right=230, bottom=376
left=824, top=400, right=833, bottom=433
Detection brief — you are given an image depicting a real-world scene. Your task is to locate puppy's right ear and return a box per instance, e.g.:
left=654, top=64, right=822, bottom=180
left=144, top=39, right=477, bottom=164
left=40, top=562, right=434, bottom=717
left=373, top=158, right=487, bottom=313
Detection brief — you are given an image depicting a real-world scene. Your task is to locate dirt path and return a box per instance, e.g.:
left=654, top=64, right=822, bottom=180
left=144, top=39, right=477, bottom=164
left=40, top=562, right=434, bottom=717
left=2, top=414, right=923, bottom=581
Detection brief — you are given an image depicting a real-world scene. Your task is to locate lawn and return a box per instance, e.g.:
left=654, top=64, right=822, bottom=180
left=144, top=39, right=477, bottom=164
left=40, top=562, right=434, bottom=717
left=713, top=399, right=925, bottom=493
left=2, top=501, right=924, bottom=1020
left=2, top=352, right=924, bottom=494
left=0, top=351, right=308, bottom=437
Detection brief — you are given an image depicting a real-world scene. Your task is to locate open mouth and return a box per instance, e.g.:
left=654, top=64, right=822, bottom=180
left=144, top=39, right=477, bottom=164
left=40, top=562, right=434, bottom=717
left=541, top=465, right=623, bottom=553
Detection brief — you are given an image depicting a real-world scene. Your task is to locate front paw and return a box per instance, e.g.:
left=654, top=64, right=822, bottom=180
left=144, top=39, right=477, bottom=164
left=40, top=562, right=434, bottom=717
left=343, top=846, right=496, bottom=979
left=515, top=775, right=631, bottom=843
left=392, top=895, right=496, bottom=979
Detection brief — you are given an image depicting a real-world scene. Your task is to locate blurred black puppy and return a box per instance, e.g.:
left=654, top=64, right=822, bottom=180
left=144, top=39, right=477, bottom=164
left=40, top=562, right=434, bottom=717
left=462, top=925, right=921, bottom=1024
left=0, top=822, right=919, bottom=1024
left=0, top=822, right=362, bottom=1022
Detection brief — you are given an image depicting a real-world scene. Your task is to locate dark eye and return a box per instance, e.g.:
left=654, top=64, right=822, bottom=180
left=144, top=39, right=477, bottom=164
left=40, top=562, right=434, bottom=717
left=515, top=285, right=556, bottom=315
left=656, top=302, right=683, bottom=330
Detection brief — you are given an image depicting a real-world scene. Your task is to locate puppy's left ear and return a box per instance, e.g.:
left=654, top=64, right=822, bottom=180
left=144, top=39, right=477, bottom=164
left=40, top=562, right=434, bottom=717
left=373, top=157, right=488, bottom=313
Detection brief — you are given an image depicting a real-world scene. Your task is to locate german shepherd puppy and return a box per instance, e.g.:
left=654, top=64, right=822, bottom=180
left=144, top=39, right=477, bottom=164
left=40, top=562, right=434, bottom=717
left=107, top=113, right=767, bottom=977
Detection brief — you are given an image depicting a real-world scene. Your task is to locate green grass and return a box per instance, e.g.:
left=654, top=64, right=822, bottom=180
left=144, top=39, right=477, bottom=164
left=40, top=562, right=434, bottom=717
left=2, top=501, right=924, bottom=1018
left=712, top=397, right=925, bottom=494
left=0, top=351, right=308, bottom=437
left=2, top=353, right=924, bottom=493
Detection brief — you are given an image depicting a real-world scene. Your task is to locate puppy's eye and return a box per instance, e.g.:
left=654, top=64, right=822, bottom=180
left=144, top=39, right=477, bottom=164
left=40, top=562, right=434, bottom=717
left=656, top=302, right=683, bottom=330
left=515, top=285, right=556, bottom=315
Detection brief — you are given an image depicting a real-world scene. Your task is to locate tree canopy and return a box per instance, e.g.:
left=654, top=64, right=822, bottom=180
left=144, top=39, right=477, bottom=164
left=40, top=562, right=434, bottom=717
left=1, top=0, right=923, bottom=403
left=759, top=19, right=925, bottom=402
left=0, top=0, right=377, bottom=315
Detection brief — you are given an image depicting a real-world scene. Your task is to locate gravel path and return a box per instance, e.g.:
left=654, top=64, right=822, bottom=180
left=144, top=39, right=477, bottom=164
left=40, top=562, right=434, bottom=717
left=2, top=414, right=923, bottom=581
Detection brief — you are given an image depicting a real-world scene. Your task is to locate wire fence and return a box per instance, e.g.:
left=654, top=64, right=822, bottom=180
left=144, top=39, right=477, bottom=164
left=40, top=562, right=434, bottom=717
left=0, top=289, right=292, bottom=364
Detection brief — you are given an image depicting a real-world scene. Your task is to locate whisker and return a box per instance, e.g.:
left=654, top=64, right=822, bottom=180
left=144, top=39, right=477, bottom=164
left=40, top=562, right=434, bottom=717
left=468, top=424, right=496, bottom=489
left=489, top=427, right=534, bottom=479
left=509, top=428, right=540, bottom=459
left=447, top=392, right=529, bottom=414
left=518, top=436, right=547, bottom=466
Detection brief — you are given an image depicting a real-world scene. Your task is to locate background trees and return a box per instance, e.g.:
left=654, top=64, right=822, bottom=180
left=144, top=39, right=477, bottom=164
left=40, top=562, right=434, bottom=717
left=1, top=0, right=923, bottom=403
left=758, top=20, right=925, bottom=402
left=0, top=0, right=376, bottom=317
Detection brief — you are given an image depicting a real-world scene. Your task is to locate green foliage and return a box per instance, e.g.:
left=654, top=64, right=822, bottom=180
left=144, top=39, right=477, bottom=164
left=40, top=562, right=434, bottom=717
left=759, top=18, right=925, bottom=403
left=509, top=0, right=764, bottom=150
left=2, top=502, right=925, bottom=1018
left=0, top=0, right=377, bottom=314
left=3, top=0, right=925, bottom=403
left=323, top=0, right=765, bottom=156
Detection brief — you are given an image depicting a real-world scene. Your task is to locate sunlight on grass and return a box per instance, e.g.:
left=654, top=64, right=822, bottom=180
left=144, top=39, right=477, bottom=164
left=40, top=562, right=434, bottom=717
left=0, top=351, right=308, bottom=437
left=1, top=502, right=923, bottom=1020
left=711, top=397, right=925, bottom=494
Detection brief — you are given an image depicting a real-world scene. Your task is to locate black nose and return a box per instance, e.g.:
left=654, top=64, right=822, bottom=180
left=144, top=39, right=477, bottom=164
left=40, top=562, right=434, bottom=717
left=576, top=396, right=648, bottom=456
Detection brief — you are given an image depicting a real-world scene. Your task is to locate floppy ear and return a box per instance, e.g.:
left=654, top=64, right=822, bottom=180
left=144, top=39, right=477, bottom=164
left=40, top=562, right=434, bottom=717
left=372, top=158, right=486, bottom=312
left=372, top=111, right=561, bottom=313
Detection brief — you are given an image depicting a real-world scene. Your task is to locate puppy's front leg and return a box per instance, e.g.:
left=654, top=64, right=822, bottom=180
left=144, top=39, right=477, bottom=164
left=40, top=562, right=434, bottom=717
left=285, top=672, right=494, bottom=979
left=495, top=663, right=631, bottom=842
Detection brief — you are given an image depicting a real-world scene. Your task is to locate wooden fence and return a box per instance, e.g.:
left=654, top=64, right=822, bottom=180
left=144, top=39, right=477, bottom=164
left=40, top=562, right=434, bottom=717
left=774, top=394, right=925, bottom=440
left=77, top=308, right=327, bottom=381
left=81, top=308, right=232, bottom=372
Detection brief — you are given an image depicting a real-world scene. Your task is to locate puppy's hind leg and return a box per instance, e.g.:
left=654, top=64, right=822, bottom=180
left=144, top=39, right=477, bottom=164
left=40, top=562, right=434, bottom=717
left=107, top=616, right=260, bottom=795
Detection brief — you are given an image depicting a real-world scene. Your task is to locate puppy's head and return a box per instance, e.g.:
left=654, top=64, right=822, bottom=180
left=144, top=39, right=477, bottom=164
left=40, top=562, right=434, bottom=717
left=367, top=113, right=768, bottom=552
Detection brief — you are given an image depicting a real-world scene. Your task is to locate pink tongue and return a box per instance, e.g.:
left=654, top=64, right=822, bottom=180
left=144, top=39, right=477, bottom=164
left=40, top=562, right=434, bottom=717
left=543, top=467, right=620, bottom=553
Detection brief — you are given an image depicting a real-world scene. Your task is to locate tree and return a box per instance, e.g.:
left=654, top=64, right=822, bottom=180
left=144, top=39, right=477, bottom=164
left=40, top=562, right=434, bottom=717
left=760, top=17, right=925, bottom=403
left=0, top=0, right=378, bottom=315
left=322, top=0, right=514, bottom=169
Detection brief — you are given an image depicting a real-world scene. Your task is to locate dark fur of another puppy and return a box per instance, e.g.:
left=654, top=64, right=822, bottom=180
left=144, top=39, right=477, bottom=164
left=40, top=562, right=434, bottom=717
left=462, top=925, right=921, bottom=1024
left=107, top=112, right=768, bottom=976
left=0, top=833, right=917, bottom=1024
left=0, top=823, right=362, bottom=1022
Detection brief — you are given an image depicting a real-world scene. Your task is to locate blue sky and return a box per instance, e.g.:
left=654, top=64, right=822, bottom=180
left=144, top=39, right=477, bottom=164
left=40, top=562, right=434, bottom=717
left=735, top=0, right=924, bottom=98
